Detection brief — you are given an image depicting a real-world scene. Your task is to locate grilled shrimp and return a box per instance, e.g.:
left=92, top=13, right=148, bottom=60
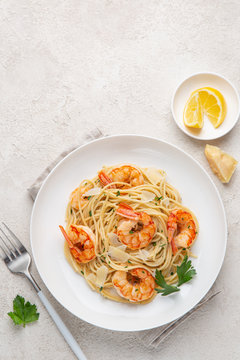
left=112, top=268, right=155, bottom=302
left=98, top=165, right=144, bottom=189
left=70, top=182, right=93, bottom=210
left=59, top=225, right=96, bottom=263
left=167, top=209, right=196, bottom=255
left=116, top=203, right=156, bottom=250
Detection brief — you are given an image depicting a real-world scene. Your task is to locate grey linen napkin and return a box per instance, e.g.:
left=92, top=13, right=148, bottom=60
left=28, top=128, right=220, bottom=348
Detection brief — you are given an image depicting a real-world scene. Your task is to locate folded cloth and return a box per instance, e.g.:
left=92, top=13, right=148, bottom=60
left=28, top=128, right=221, bottom=348
left=137, top=288, right=220, bottom=348
left=28, top=128, right=104, bottom=200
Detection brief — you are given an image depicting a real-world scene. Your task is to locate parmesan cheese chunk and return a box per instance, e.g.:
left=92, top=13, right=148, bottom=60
left=108, top=245, right=129, bottom=262
left=108, top=232, right=122, bottom=246
left=139, top=249, right=150, bottom=261
left=145, top=168, right=164, bottom=185
left=95, top=265, right=109, bottom=287
left=141, top=190, right=155, bottom=202
left=87, top=273, right=97, bottom=284
left=205, top=144, right=237, bottom=183
left=84, top=187, right=101, bottom=196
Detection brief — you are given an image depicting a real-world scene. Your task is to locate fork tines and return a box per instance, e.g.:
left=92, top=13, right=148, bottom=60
left=0, top=223, right=26, bottom=261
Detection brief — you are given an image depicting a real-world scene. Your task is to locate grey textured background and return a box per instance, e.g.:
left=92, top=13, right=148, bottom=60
left=0, top=1, right=240, bottom=359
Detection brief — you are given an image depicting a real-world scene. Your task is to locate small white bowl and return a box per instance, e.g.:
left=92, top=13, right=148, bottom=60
left=171, top=72, right=240, bottom=140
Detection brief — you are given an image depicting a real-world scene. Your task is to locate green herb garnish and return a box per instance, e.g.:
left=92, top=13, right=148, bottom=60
left=89, top=210, right=92, bottom=217
left=155, top=196, right=163, bottom=201
left=129, top=230, right=134, bottom=234
left=155, top=270, right=180, bottom=296
left=8, top=295, right=39, bottom=327
left=116, top=191, right=120, bottom=196
left=88, top=196, right=92, bottom=200
left=155, top=256, right=196, bottom=296
left=81, top=271, right=84, bottom=275
left=177, top=256, right=197, bottom=286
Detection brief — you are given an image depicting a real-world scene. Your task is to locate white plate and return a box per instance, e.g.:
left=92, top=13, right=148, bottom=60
left=30, top=135, right=227, bottom=331
left=172, top=72, right=240, bottom=140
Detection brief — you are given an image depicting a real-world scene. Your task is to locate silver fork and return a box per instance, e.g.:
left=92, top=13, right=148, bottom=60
left=0, top=222, right=87, bottom=360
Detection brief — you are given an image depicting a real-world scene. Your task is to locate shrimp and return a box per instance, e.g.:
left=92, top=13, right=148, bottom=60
left=167, top=209, right=196, bottom=255
left=98, top=165, right=144, bottom=189
left=116, top=203, right=156, bottom=249
left=70, top=182, right=93, bottom=210
left=59, top=224, right=96, bottom=263
left=112, top=268, right=155, bottom=302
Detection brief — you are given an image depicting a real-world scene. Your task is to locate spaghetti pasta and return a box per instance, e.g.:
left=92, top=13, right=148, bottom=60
left=61, top=164, right=198, bottom=303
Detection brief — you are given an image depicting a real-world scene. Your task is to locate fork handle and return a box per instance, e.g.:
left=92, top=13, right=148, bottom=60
left=38, top=291, right=87, bottom=360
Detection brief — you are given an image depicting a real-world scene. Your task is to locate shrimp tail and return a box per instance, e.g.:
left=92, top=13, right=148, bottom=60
left=98, top=170, right=116, bottom=188
left=167, top=225, right=178, bottom=255
left=116, top=203, right=139, bottom=220
left=59, top=225, right=74, bottom=249
left=171, top=238, right=178, bottom=255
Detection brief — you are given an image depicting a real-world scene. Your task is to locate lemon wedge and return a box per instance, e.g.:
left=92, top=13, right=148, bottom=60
left=183, top=87, right=227, bottom=129
left=183, top=92, right=203, bottom=128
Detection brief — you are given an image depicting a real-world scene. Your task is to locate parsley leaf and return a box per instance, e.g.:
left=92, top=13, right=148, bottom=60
left=8, top=295, right=39, bottom=327
left=116, top=191, right=121, bottom=196
left=155, top=270, right=180, bottom=296
left=177, top=256, right=197, bottom=286
left=155, top=256, right=197, bottom=296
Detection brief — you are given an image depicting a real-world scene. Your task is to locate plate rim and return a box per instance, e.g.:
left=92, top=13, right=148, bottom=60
left=30, top=134, right=228, bottom=331
left=171, top=71, right=240, bottom=140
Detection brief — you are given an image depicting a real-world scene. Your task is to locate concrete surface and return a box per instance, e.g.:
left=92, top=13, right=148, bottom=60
left=0, top=1, right=240, bottom=359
